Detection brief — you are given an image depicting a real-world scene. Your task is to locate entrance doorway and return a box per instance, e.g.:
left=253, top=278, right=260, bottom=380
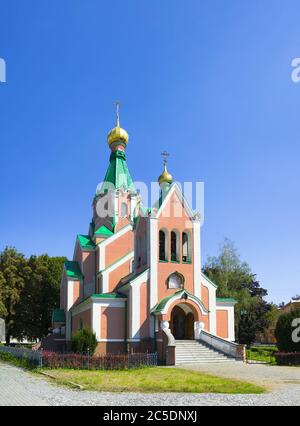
left=170, top=305, right=195, bottom=340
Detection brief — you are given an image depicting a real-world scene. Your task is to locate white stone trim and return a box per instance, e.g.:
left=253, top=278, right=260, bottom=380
left=99, top=251, right=134, bottom=293
left=98, top=339, right=125, bottom=342
left=193, top=220, right=201, bottom=300
left=128, top=269, right=150, bottom=340
left=93, top=300, right=126, bottom=342
left=97, top=224, right=133, bottom=272
left=216, top=303, right=236, bottom=341
left=92, top=304, right=101, bottom=341
left=157, top=292, right=208, bottom=316
left=98, top=223, right=132, bottom=249
left=201, top=275, right=217, bottom=335
left=67, top=281, right=74, bottom=311
left=155, top=183, right=195, bottom=220
left=149, top=217, right=158, bottom=309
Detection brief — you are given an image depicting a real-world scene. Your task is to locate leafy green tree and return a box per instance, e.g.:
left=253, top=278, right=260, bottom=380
left=13, top=255, right=65, bottom=341
left=71, top=328, right=97, bottom=355
left=0, top=247, right=31, bottom=345
left=203, top=239, right=274, bottom=346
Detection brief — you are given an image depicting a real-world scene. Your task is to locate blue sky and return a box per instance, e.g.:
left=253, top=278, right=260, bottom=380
left=0, top=0, right=299, bottom=303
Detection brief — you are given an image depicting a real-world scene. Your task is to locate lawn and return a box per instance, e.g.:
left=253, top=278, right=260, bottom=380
left=42, top=367, right=265, bottom=394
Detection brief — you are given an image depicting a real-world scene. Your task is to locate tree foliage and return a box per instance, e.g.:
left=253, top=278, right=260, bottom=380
left=0, top=247, right=65, bottom=344
left=203, top=239, right=274, bottom=346
left=71, top=328, right=97, bottom=355
left=275, top=310, right=300, bottom=352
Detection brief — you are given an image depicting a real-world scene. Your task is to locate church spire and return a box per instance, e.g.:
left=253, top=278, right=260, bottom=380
left=158, top=151, right=173, bottom=186
left=107, top=101, right=129, bottom=149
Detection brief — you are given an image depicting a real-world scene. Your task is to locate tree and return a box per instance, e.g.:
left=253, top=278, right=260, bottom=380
left=13, top=255, right=65, bottom=341
left=203, top=239, right=274, bottom=346
left=71, top=328, right=97, bottom=355
left=0, top=247, right=31, bottom=345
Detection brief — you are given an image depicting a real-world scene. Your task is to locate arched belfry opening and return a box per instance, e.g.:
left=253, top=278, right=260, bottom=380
left=170, top=304, right=195, bottom=340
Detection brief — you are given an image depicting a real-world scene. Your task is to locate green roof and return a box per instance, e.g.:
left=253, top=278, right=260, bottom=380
left=98, top=150, right=136, bottom=194
left=77, top=234, right=96, bottom=249
left=91, top=293, right=126, bottom=299
left=52, top=309, right=66, bottom=323
left=65, top=261, right=83, bottom=279
left=151, top=289, right=206, bottom=314
left=95, top=225, right=114, bottom=237
left=216, top=298, right=237, bottom=303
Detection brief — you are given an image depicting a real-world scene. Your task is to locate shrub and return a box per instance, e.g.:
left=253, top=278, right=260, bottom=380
left=275, top=310, right=300, bottom=352
left=274, top=352, right=300, bottom=366
left=71, top=328, right=97, bottom=355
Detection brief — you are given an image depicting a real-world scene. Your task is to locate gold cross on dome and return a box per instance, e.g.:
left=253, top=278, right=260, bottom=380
left=115, top=100, right=121, bottom=126
left=161, top=151, right=170, bottom=166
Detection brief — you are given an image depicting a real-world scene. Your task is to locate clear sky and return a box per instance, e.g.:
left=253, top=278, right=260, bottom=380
left=0, top=0, right=299, bottom=304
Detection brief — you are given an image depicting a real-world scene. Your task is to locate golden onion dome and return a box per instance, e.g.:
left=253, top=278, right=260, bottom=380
left=107, top=125, right=129, bottom=146
left=158, top=164, right=173, bottom=185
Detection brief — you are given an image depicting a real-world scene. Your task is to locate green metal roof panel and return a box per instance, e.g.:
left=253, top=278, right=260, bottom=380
left=91, top=293, right=126, bottom=299
left=99, top=150, right=136, bottom=194
left=77, top=234, right=96, bottom=249
left=52, top=309, right=66, bottom=323
left=95, top=225, right=114, bottom=237
left=65, top=261, right=83, bottom=279
left=216, top=298, right=237, bottom=303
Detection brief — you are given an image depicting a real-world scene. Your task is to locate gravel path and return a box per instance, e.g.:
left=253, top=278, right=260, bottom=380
left=0, top=361, right=299, bottom=406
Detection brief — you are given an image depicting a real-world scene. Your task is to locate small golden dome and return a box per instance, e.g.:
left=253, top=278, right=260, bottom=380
left=107, top=125, right=129, bottom=146
left=158, top=164, right=173, bottom=185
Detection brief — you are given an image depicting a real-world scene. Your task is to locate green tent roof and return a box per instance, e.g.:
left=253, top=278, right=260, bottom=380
left=77, top=234, right=96, bottom=249
left=95, top=225, right=114, bottom=237
left=65, top=261, right=83, bottom=279
left=52, top=309, right=66, bottom=323
left=98, top=150, right=136, bottom=194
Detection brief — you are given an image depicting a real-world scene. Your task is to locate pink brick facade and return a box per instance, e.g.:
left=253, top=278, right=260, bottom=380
left=53, top=116, right=236, bottom=362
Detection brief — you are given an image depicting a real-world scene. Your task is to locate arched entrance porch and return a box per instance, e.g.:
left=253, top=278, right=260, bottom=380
left=170, top=304, right=195, bottom=340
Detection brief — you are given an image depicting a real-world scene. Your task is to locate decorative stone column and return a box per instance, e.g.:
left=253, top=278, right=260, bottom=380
left=160, top=321, right=176, bottom=366
left=194, top=321, right=205, bottom=340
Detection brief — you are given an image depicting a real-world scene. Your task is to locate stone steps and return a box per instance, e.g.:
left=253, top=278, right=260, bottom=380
left=175, top=340, right=239, bottom=365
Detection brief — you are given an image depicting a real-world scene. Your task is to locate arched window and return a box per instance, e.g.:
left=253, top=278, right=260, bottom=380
left=182, top=232, right=190, bottom=262
left=137, top=236, right=142, bottom=268
left=167, top=272, right=184, bottom=289
left=159, top=230, right=167, bottom=261
left=121, top=202, right=128, bottom=218
left=171, top=230, right=180, bottom=262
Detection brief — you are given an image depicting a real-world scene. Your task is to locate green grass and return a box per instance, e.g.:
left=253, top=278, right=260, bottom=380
left=42, top=367, right=265, bottom=394
left=0, top=352, right=38, bottom=370
left=247, top=346, right=278, bottom=364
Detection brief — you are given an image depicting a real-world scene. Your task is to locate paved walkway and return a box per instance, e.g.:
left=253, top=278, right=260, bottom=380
left=0, top=361, right=299, bottom=406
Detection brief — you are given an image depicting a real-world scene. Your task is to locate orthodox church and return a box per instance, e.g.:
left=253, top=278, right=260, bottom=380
left=51, top=108, right=238, bottom=364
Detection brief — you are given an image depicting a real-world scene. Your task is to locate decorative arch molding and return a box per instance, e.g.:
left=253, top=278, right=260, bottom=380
left=152, top=289, right=209, bottom=320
